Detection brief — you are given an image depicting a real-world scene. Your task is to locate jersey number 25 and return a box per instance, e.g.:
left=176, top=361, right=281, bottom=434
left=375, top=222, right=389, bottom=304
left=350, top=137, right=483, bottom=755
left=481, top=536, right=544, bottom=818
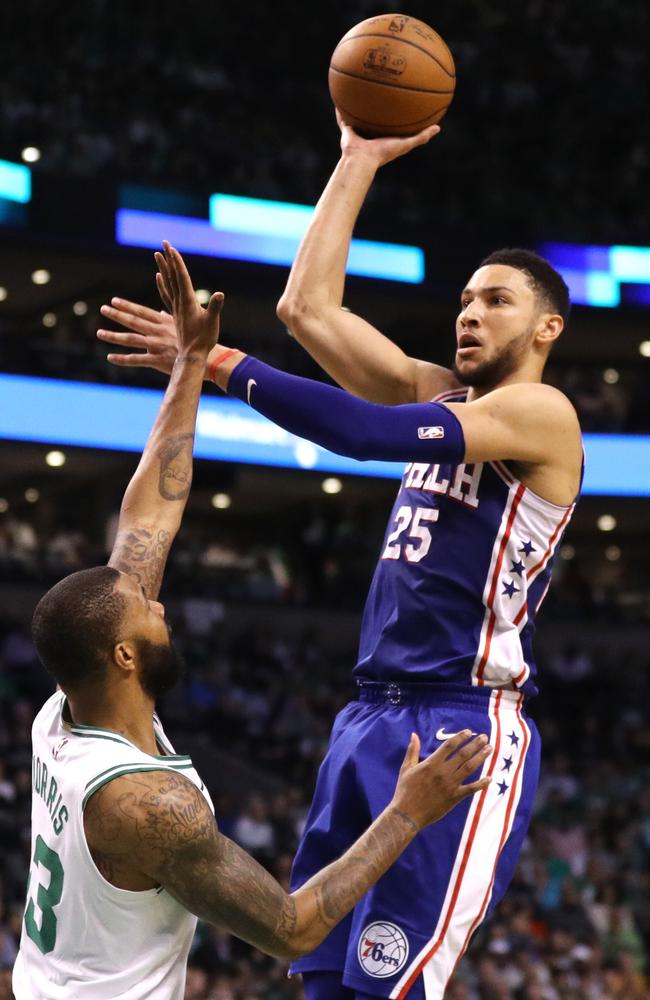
left=381, top=505, right=439, bottom=563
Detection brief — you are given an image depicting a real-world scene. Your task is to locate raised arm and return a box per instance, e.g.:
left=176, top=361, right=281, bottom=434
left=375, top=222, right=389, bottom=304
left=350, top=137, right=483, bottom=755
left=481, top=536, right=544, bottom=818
left=276, top=114, right=457, bottom=404
left=84, top=731, right=491, bottom=959
left=96, top=119, right=456, bottom=405
left=108, top=244, right=224, bottom=599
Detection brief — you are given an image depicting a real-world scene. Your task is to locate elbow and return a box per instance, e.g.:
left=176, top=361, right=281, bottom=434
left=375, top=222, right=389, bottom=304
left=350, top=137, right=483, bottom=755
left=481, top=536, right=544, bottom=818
left=276, top=293, right=305, bottom=333
left=276, top=292, right=328, bottom=339
left=275, top=293, right=300, bottom=333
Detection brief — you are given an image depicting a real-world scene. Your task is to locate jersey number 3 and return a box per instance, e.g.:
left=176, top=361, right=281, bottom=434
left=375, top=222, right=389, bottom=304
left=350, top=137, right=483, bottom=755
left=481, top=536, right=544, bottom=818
left=382, top=505, right=439, bottom=563
left=24, top=835, right=64, bottom=954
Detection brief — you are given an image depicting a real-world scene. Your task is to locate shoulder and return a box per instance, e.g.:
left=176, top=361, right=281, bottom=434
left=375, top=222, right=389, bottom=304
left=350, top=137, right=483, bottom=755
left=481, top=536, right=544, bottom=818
left=468, top=383, right=580, bottom=431
left=84, top=768, right=219, bottom=875
left=445, top=382, right=582, bottom=473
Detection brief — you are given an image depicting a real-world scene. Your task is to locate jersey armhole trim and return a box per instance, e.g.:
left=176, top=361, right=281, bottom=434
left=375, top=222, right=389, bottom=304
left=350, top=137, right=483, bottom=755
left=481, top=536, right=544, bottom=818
left=82, top=762, right=194, bottom=809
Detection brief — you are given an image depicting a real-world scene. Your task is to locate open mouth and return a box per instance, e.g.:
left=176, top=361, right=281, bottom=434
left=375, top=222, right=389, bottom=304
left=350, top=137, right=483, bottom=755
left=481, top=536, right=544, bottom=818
left=457, top=334, right=482, bottom=356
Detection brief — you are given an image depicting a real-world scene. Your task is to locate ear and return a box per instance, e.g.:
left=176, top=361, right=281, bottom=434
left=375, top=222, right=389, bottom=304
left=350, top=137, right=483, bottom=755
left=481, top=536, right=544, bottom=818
left=535, top=313, right=564, bottom=350
left=113, top=641, right=137, bottom=675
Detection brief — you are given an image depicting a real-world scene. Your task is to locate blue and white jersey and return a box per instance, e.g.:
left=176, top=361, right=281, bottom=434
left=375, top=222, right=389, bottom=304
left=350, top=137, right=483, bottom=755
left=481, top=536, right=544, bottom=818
left=354, top=389, right=579, bottom=698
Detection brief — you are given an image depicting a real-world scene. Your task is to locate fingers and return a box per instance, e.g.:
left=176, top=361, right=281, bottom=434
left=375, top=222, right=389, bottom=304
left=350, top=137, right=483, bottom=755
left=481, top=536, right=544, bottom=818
left=399, top=732, right=421, bottom=775
left=418, top=124, right=441, bottom=143
left=168, top=245, right=197, bottom=309
left=155, top=248, right=177, bottom=306
left=401, top=124, right=441, bottom=153
left=456, top=775, right=492, bottom=801
left=100, top=299, right=166, bottom=328
left=423, top=731, right=492, bottom=777
left=206, top=290, right=225, bottom=322
left=97, top=329, right=146, bottom=348
left=436, top=730, right=474, bottom=758
left=99, top=306, right=160, bottom=335
left=155, top=269, right=173, bottom=312
left=453, top=735, right=492, bottom=778
left=106, top=352, right=155, bottom=367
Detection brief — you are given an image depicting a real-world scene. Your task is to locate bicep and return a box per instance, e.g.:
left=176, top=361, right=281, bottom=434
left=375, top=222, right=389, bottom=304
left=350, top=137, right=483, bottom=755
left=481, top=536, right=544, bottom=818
left=286, top=304, right=420, bottom=403
left=85, top=770, right=296, bottom=957
left=446, top=387, right=581, bottom=465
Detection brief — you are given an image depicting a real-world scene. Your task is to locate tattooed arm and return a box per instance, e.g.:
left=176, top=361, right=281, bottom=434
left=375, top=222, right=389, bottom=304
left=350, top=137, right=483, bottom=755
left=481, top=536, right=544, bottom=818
left=84, top=731, right=492, bottom=959
left=108, top=244, right=225, bottom=598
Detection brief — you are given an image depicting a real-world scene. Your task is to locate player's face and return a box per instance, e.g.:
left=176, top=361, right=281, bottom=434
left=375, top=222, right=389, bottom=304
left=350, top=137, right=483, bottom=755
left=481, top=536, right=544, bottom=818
left=453, top=265, right=540, bottom=388
left=115, top=573, right=184, bottom=698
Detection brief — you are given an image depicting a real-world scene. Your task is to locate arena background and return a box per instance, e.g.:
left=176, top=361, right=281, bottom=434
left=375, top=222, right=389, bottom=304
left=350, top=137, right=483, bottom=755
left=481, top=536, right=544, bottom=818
left=1, top=1, right=649, bottom=997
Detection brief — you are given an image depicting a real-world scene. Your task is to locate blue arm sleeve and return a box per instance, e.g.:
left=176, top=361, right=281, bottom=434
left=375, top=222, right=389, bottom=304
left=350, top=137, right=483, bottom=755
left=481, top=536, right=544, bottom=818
left=228, top=356, right=466, bottom=464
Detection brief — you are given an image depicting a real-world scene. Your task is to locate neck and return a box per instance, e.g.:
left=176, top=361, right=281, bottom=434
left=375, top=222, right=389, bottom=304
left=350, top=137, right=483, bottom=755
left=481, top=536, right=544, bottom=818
left=66, top=683, right=159, bottom=756
left=464, top=359, right=545, bottom=403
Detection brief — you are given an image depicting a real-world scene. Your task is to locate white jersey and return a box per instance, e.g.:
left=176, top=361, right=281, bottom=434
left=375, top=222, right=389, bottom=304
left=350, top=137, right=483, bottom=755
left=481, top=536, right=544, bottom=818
left=13, top=691, right=213, bottom=999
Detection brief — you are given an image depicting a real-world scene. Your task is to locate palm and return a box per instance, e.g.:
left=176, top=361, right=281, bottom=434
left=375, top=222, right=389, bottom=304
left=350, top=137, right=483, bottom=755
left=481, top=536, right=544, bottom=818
left=336, top=109, right=440, bottom=167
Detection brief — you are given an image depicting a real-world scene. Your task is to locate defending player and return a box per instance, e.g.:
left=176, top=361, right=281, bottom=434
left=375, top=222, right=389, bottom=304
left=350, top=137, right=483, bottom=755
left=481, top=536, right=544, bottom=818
left=97, top=123, right=583, bottom=999
left=14, top=244, right=492, bottom=1000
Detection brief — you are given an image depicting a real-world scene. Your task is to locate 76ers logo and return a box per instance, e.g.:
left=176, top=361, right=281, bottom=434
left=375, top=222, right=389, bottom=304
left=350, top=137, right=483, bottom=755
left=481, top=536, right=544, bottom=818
left=358, top=921, right=409, bottom=977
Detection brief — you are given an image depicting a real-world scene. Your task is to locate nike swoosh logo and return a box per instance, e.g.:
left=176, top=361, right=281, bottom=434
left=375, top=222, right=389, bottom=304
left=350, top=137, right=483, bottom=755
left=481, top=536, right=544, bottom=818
left=246, top=378, right=257, bottom=405
left=436, top=727, right=476, bottom=741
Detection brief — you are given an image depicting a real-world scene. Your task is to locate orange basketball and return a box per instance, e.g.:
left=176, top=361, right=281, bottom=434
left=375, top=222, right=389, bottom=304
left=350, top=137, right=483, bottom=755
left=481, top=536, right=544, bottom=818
left=328, top=13, right=456, bottom=137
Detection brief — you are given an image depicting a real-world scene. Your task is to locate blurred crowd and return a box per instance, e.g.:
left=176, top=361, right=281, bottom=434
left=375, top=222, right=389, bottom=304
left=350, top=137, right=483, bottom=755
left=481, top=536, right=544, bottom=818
left=0, top=0, right=647, bottom=244
left=0, top=583, right=649, bottom=998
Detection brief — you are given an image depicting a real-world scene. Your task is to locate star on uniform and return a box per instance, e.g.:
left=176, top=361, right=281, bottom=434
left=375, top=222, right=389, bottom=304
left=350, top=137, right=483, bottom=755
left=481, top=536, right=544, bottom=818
left=508, top=731, right=520, bottom=747
left=510, top=559, right=525, bottom=577
left=502, top=579, right=519, bottom=599
left=501, top=755, right=513, bottom=772
left=497, top=780, right=509, bottom=796
left=519, top=540, right=537, bottom=558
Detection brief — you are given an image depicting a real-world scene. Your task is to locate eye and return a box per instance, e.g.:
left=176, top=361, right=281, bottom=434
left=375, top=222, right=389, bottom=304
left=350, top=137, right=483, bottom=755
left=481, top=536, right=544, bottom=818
left=491, top=296, right=507, bottom=305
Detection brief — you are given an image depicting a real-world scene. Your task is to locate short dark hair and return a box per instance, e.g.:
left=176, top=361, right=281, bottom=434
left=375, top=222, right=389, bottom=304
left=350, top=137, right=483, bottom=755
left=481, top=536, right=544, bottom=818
left=32, top=566, right=126, bottom=691
left=480, top=248, right=571, bottom=325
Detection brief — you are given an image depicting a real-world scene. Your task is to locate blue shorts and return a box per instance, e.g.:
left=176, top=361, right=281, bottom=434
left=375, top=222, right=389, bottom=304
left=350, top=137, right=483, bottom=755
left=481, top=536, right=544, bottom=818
left=289, top=682, right=540, bottom=999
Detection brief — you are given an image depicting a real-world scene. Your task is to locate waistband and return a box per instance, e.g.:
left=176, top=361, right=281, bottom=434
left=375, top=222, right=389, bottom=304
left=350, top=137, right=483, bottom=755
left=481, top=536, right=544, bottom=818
left=356, top=679, right=525, bottom=710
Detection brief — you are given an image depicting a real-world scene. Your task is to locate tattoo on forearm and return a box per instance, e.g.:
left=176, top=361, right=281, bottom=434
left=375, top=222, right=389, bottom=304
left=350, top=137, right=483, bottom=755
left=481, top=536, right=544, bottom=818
left=305, top=809, right=418, bottom=930
left=157, top=432, right=194, bottom=501
left=110, top=525, right=171, bottom=599
left=313, top=856, right=373, bottom=925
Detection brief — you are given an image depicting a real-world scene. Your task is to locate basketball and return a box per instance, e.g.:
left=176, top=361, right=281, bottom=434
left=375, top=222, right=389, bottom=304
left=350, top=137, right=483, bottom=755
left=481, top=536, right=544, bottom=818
left=328, top=13, right=456, bottom=137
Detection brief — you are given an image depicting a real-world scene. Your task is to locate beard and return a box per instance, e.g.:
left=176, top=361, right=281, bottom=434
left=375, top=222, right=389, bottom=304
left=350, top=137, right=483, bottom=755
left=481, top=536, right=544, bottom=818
left=137, top=637, right=185, bottom=700
left=453, top=326, right=534, bottom=388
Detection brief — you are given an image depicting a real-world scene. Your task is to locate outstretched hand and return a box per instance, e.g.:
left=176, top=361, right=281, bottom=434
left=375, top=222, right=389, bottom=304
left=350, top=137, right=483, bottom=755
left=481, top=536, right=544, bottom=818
left=154, top=242, right=223, bottom=358
left=98, top=299, right=180, bottom=375
left=392, top=730, right=492, bottom=831
left=98, top=244, right=223, bottom=370
left=336, top=108, right=440, bottom=168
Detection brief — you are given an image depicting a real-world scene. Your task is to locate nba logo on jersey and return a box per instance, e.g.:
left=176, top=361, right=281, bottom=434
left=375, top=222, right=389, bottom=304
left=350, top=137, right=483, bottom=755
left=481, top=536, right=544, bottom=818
left=417, top=426, right=445, bottom=440
left=52, top=737, right=68, bottom=760
left=357, top=921, right=409, bottom=977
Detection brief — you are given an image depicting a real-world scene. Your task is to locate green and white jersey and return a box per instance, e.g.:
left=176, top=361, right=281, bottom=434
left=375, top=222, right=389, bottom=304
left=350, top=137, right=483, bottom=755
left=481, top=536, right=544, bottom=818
left=13, top=690, right=213, bottom=999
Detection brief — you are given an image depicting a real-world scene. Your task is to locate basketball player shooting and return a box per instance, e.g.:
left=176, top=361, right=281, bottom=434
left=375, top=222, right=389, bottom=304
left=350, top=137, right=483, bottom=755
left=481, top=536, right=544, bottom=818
left=98, top=116, right=583, bottom=1000
left=14, top=244, right=493, bottom=1000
